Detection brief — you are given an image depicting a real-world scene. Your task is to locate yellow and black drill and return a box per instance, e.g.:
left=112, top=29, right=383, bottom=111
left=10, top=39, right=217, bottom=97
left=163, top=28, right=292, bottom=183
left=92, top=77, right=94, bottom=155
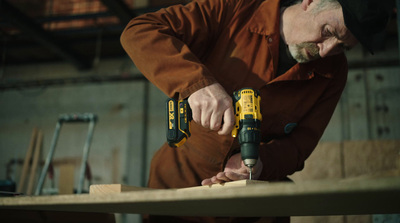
left=166, top=88, right=262, bottom=179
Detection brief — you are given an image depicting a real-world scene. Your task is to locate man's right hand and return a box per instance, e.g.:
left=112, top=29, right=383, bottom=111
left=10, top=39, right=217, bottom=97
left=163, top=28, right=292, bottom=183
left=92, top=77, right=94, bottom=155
left=188, top=83, right=235, bottom=135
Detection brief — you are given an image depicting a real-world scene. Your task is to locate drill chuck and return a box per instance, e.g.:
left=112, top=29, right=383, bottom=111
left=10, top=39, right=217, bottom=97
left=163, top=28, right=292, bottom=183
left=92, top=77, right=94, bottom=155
left=239, top=119, right=261, bottom=167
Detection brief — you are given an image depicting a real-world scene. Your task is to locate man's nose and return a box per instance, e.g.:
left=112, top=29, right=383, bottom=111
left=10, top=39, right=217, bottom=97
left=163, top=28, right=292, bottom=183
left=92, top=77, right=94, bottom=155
left=318, top=39, right=343, bottom=58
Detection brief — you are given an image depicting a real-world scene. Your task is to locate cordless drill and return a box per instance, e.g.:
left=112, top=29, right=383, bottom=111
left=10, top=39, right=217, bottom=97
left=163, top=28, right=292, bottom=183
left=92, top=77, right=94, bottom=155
left=166, top=88, right=262, bottom=180
left=231, top=88, right=262, bottom=180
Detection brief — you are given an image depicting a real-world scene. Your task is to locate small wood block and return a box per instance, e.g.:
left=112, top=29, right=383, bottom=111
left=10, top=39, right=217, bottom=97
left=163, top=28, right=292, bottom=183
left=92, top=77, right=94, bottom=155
left=89, top=184, right=153, bottom=195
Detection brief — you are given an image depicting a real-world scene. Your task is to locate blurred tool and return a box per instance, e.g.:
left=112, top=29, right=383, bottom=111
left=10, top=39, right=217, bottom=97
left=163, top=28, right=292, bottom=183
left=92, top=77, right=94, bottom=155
left=35, top=113, right=97, bottom=195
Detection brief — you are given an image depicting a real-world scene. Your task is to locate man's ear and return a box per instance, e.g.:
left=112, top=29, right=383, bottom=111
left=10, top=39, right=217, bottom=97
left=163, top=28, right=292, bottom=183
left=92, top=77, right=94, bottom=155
left=301, top=0, right=314, bottom=11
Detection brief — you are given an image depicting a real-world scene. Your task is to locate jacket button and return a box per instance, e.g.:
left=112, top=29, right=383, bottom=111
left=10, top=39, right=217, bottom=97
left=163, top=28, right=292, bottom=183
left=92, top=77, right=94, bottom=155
left=284, top=123, right=298, bottom=134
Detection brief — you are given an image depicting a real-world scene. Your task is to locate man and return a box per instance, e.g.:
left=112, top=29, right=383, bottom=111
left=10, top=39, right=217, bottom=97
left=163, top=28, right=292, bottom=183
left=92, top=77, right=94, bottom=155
left=121, top=0, right=390, bottom=222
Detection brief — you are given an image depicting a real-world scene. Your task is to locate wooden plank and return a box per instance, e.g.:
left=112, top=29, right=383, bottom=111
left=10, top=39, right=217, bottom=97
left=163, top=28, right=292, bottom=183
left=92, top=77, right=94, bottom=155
left=17, top=128, right=38, bottom=193
left=26, top=130, right=42, bottom=195
left=1, top=177, right=399, bottom=217
left=89, top=180, right=266, bottom=194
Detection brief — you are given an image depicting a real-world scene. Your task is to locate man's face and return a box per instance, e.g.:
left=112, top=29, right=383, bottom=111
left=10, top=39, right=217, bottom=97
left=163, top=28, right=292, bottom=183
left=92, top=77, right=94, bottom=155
left=285, top=1, right=358, bottom=63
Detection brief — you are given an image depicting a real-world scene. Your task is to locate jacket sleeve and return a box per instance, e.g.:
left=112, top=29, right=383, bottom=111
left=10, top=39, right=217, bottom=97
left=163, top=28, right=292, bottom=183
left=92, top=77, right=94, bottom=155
left=120, top=0, right=238, bottom=99
left=258, top=59, right=348, bottom=181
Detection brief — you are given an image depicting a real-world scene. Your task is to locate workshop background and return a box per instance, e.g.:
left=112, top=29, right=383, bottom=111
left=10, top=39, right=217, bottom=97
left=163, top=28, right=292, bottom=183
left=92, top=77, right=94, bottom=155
left=0, top=0, right=399, bottom=223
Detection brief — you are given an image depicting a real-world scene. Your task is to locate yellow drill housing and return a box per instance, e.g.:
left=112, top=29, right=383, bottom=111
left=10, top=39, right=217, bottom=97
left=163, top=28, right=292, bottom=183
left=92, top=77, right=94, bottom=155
left=231, top=88, right=262, bottom=138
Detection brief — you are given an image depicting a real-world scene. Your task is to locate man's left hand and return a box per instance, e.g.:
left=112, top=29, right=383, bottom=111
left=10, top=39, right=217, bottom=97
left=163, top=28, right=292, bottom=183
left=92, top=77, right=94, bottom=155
left=201, top=153, right=263, bottom=185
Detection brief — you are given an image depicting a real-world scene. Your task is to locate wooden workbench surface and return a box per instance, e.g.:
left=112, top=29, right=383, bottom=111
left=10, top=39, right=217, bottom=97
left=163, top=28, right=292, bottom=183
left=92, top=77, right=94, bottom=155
left=1, top=177, right=399, bottom=217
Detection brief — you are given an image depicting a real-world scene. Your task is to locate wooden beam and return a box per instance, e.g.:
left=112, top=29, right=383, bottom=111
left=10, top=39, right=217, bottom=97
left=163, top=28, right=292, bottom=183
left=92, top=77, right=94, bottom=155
left=17, top=128, right=38, bottom=193
left=1, top=177, right=399, bottom=216
left=26, top=130, right=42, bottom=195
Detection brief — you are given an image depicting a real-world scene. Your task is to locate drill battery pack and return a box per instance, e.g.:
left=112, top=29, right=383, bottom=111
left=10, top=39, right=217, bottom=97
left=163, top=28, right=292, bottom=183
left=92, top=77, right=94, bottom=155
left=166, top=98, right=192, bottom=148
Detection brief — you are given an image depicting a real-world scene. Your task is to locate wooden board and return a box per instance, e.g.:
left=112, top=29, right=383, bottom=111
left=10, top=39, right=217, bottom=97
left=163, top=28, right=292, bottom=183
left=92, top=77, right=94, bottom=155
left=26, top=130, right=42, bottom=195
left=17, top=128, right=38, bottom=193
left=89, top=180, right=266, bottom=194
left=1, top=177, right=400, bottom=217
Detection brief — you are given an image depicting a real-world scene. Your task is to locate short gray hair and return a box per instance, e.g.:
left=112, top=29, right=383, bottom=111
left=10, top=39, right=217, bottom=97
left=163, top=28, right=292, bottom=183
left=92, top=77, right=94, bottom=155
left=311, top=0, right=341, bottom=15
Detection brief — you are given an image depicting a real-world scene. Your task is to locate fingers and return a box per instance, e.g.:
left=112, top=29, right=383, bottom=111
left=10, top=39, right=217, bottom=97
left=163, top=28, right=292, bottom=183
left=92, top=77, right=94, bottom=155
left=201, top=178, right=212, bottom=186
left=209, top=111, right=222, bottom=131
left=216, top=172, right=232, bottom=182
left=188, top=83, right=233, bottom=133
left=200, top=104, right=211, bottom=129
left=191, top=99, right=230, bottom=131
left=191, top=104, right=201, bottom=128
left=225, top=171, right=249, bottom=181
left=201, top=171, right=247, bottom=186
left=201, top=172, right=229, bottom=186
left=218, top=106, right=235, bottom=135
left=201, top=176, right=223, bottom=186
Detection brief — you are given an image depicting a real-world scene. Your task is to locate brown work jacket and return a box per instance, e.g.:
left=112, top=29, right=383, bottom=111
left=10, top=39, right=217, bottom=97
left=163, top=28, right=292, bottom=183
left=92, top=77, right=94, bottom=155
left=121, top=0, right=347, bottom=190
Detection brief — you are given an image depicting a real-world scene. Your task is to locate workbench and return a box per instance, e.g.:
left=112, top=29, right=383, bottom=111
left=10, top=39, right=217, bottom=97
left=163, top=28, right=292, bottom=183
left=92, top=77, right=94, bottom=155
left=1, top=177, right=399, bottom=220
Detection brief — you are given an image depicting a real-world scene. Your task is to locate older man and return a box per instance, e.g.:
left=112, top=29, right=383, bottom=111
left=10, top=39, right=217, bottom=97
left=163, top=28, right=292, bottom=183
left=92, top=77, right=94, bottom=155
left=121, top=0, right=390, bottom=222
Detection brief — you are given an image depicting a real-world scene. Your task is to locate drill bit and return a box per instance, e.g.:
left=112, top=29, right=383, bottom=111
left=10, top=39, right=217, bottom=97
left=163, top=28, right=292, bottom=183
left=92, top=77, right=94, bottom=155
left=248, top=166, right=253, bottom=180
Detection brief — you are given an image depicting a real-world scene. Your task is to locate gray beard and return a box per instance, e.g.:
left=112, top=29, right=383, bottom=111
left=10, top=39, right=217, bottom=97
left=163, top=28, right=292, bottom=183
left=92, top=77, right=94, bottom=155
left=288, top=42, right=321, bottom=63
